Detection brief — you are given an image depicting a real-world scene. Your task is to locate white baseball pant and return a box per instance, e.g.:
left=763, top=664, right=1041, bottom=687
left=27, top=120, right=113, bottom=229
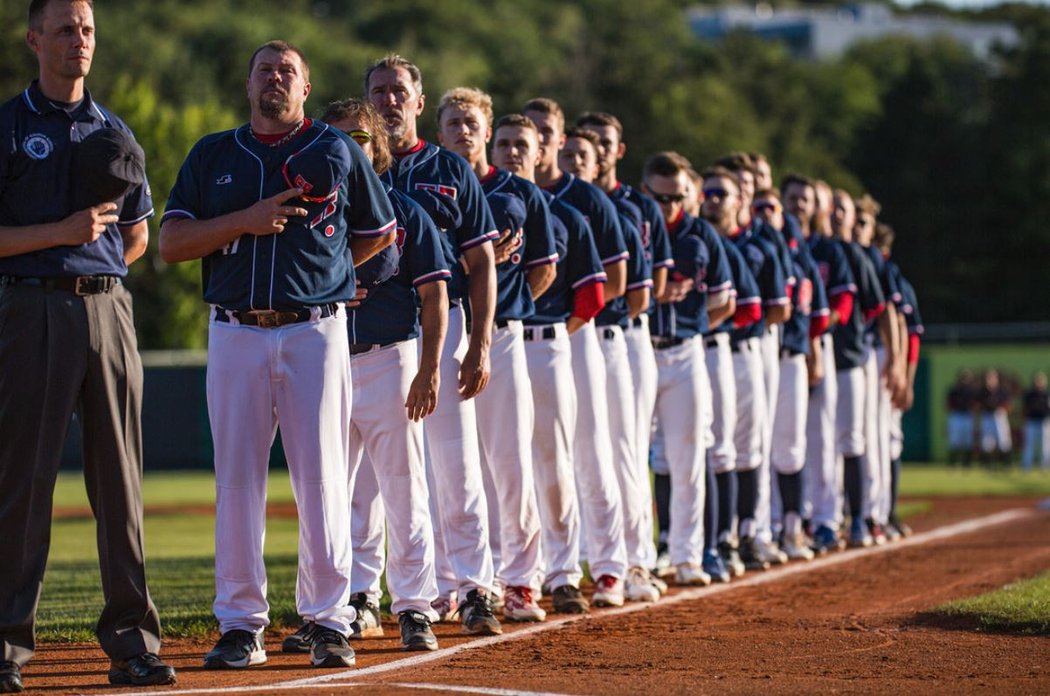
left=347, top=339, right=439, bottom=619
left=570, top=322, right=628, bottom=580
left=475, top=321, right=543, bottom=591
left=652, top=336, right=709, bottom=567
left=767, top=352, right=808, bottom=537
left=425, top=306, right=496, bottom=599
left=705, top=333, right=738, bottom=475
left=861, top=344, right=884, bottom=522
left=874, top=346, right=894, bottom=523
left=806, top=334, right=841, bottom=530
left=207, top=312, right=355, bottom=635
left=523, top=323, right=583, bottom=590
left=624, top=314, right=659, bottom=568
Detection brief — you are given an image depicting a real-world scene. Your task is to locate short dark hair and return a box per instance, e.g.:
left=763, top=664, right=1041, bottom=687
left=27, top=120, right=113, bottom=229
left=716, top=152, right=756, bottom=176
left=563, top=127, right=600, bottom=152
left=642, top=151, right=691, bottom=180
left=700, top=166, right=740, bottom=193
left=29, top=0, right=92, bottom=31
left=522, top=98, right=564, bottom=128
left=494, top=113, right=537, bottom=133
left=248, top=40, right=310, bottom=81
left=576, top=111, right=623, bottom=138
left=781, top=172, right=815, bottom=195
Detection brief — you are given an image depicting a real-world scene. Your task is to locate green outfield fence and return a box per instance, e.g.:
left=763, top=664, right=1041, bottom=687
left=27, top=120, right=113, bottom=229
left=56, top=327, right=1050, bottom=469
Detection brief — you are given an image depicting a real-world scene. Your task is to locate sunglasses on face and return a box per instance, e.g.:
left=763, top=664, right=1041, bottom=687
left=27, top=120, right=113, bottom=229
left=702, top=187, right=730, bottom=199
left=753, top=202, right=778, bottom=213
left=349, top=130, right=372, bottom=145
left=650, top=192, right=686, bottom=204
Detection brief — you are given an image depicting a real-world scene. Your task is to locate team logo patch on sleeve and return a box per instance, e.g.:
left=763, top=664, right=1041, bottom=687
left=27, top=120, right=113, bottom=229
left=22, top=134, right=53, bottom=160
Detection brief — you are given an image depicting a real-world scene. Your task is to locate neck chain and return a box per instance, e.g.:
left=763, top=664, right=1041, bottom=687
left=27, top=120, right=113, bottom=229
left=253, top=119, right=305, bottom=148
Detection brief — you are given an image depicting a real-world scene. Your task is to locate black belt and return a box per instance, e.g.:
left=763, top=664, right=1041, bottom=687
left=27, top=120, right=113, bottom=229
left=651, top=335, right=686, bottom=350
left=780, top=347, right=805, bottom=359
left=349, top=341, right=396, bottom=355
left=523, top=326, right=557, bottom=341
left=1, top=275, right=120, bottom=295
left=600, top=326, right=620, bottom=340
left=704, top=336, right=721, bottom=349
left=631, top=317, right=645, bottom=328
left=214, top=303, right=339, bottom=328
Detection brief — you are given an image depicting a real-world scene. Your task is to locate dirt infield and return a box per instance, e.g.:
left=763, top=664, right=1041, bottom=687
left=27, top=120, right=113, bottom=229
left=25, top=496, right=1050, bottom=695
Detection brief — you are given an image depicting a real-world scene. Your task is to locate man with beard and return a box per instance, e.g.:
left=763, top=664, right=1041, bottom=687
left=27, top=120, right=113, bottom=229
left=436, top=87, right=557, bottom=621
left=365, top=55, right=503, bottom=635
left=524, top=98, right=631, bottom=603
left=642, top=152, right=734, bottom=586
left=491, top=113, right=608, bottom=613
left=161, top=41, right=396, bottom=669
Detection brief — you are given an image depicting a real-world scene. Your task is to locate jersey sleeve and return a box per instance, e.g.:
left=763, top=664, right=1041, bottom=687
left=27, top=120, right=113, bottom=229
left=701, top=222, right=733, bottom=296
left=591, top=189, right=629, bottom=267
left=730, top=244, right=761, bottom=309
left=345, top=144, right=397, bottom=238
left=756, top=242, right=790, bottom=308
left=825, top=240, right=856, bottom=298
left=522, top=183, right=558, bottom=269
left=564, top=206, right=607, bottom=290
left=403, top=198, right=452, bottom=287
left=849, top=243, right=885, bottom=313
left=621, top=209, right=652, bottom=291
left=455, top=159, right=499, bottom=252
left=162, top=139, right=205, bottom=224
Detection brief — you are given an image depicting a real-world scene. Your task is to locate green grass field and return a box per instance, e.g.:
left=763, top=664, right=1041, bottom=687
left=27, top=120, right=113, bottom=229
left=936, top=572, right=1050, bottom=635
left=37, top=465, right=1050, bottom=642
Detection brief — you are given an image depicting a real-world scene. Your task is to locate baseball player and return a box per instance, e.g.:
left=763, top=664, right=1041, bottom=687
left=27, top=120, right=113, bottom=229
left=1021, top=373, right=1050, bottom=473
left=829, top=190, right=887, bottom=548
left=0, top=1, right=175, bottom=688
left=560, top=126, right=661, bottom=602
left=854, top=195, right=905, bottom=542
left=524, top=98, right=632, bottom=605
left=365, top=55, right=504, bottom=634
left=716, top=182, right=791, bottom=575
left=947, top=370, right=979, bottom=467
left=978, top=369, right=1013, bottom=467
left=699, top=193, right=765, bottom=583
left=786, top=178, right=857, bottom=554
left=436, top=87, right=558, bottom=621
left=160, top=41, right=396, bottom=669
left=577, top=111, right=675, bottom=594
left=311, top=99, right=448, bottom=653
left=642, top=151, right=735, bottom=586
left=492, top=113, right=609, bottom=612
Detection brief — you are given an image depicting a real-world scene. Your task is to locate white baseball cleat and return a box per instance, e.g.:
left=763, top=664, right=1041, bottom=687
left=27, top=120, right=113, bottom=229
left=674, top=563, right=712, bottom=587
left=624, top=566, right=660, bottom=602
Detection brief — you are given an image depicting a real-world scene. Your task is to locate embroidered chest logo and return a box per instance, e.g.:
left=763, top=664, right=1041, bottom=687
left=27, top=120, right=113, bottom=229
left=216, top=174, right=233, bottom=185
left=414, top=182, right=458, bottom=200
left=22, top=134, right=53, bottom=160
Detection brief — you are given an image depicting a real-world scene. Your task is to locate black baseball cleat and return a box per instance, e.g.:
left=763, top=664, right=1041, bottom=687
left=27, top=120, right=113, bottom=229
left=460, top=588, right=502, bottom=635
left=107, top=653, right=177, bottom=686
left=0, top=662, right=23, bottom=693
left=281, top=621, right=317, bottom=653
left=398, top=610, right=438, bottom=651
left=310, top=627, right=355, bottom=668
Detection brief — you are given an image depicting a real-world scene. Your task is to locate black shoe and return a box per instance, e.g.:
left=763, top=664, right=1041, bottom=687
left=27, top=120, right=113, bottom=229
left=204, top=629, right=266, bottom=669
left=551, top=584, right=590, bottom=614
left=0, top=663, right=22, bottom=694
left=310, top=627, right=355, bottom=668
left=281, top=621, right=317, bottom=653
left=738, top=536, right=770, bottom=571
left=108, top=653, right=176, bottom=686
left=398, top=610, right=438, bottom=651
left=460, top=588, right=502, bottom=635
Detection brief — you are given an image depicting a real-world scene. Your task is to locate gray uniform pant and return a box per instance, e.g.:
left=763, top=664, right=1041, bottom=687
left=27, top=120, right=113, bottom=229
left=0, top=281, right=161, bottom=667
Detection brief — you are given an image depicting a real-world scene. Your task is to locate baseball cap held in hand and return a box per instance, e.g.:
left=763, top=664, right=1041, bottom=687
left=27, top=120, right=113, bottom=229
left=283, top=134, right=353, bottom=202
left=71, top=127, right=146, bottom=211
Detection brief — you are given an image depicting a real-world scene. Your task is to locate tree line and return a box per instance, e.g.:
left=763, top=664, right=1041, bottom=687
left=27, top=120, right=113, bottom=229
left=2, top=0, right=1047, bottom=349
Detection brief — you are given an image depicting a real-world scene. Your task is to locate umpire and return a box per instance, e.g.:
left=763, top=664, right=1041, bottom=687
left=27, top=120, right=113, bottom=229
left=0, top=0, right=175, bottom=691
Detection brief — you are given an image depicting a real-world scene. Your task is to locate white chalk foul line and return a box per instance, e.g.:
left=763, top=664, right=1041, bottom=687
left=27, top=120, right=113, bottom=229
left=92, top=507, right=1036, bottom=696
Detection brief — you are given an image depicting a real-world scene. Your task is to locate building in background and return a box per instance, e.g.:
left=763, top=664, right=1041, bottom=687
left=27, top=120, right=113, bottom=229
left=688, top=2, right=1018, bottom=59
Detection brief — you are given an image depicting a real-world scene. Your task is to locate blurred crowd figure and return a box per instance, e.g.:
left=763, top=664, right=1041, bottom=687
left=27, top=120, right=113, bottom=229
left=947, top=368, right=1050, bottom=470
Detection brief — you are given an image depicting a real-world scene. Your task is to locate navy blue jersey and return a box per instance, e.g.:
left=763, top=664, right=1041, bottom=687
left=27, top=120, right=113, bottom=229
left=528, top=192, right=606, bottom=325
left=713, top=237, right=760, bottom=337
left=382, top=140, right=498, bottom=301
left=650, top=213, right=733, bottom=340
left=0, top=82, right=153, bottom=277
left=780, top=242, right=825, bottom=355
left=597, top=196, right=650, bottom=328
left=480, top=168, right=558, bottom=322
left=807, top=233, right=855, bottom=304
left=833, top=240, right=885, bottom=370
left=164, top=121, right=395, bottom=311
left=545, top=173, right=628, bottom=268
left=898, top=274, right=924, bottom=337
left=755, top=215, right=797, bottom=290
left=863, top=244, right=902, bottom=345
left=729, top=226, right=789, bottom=342
left=349, top=188, right=450, bottom=344
left=612, top=182, right=674, bottom=271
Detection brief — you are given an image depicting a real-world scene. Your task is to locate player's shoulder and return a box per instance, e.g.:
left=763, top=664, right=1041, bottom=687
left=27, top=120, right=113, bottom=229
left=431, top=143, right=474, bottom=177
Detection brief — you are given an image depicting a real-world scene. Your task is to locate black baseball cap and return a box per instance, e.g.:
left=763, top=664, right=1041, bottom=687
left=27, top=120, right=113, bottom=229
left=71, top=127, right=146, bottom=211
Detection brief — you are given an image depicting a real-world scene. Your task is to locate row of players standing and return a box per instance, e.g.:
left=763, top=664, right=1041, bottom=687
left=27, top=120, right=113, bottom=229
left=161, top=47, right=926, bottom=670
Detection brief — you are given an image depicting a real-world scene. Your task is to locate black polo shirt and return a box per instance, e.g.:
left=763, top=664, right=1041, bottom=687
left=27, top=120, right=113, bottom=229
left=0, top=80, right=153, bottom=278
